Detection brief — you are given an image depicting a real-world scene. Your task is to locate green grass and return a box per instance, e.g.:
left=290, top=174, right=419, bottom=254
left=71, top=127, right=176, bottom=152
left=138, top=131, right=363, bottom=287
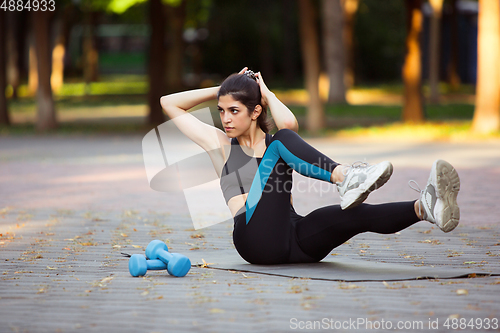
left=9, top=94, right=146, bottom=112
left=289, top=104, right=474, bottom=120
left=15, top=75, right=149, bottom=99
left=4, top=76, right=489, bottom=139
left=328, top=121, right=500, bottom=141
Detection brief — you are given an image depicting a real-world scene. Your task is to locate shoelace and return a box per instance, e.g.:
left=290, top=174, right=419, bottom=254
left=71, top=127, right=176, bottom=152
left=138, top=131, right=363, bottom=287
left=342, top=161, right=370, bottom=177
left=408, top=180, right=423, bottom=219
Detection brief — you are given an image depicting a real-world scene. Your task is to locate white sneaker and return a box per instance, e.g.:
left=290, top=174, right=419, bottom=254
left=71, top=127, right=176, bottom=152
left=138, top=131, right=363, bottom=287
left=337, top=161, right=393, bottom=210
left=409, top=159, right=460, bottom=233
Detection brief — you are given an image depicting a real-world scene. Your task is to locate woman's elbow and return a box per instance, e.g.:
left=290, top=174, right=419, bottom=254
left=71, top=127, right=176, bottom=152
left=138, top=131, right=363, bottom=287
left=160, top=95, right=170, bottom=108
left=284, top=119, right=299, bottom=133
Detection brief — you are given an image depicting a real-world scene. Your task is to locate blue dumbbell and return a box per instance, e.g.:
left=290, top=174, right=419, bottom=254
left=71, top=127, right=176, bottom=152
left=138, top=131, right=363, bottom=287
left=128, top=254, right=167, bottom=277
left=145, top=240, right=191, bottom=277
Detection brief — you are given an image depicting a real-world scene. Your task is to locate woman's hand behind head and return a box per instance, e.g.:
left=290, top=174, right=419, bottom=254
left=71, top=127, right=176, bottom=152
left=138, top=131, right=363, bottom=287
left=254, top=71, right=272, bottom=108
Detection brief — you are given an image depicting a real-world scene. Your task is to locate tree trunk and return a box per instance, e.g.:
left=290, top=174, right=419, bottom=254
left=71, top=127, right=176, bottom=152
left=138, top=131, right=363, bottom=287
left=428, top=0, right=443, bottom=104
left=282, top=0, right=297, bottom=85
left=258, top=7, right=274, bottom=81
left=447, top=0, right=461, bottom=89
left=298, top=0, right=324, bottom=133
left=341, top=0, right=359, bottom=89
left=148, top=0, right=166, bottom=125
left=15, top=11, right=28, bottom=83
left=322, top=0, right=346, bottom=104
left=83, top=9, right=99, bottom=94
left=6, top=12, right=19, bottom=100
left=0, top=9, right=10, bottom=125
left=33, top=10, right=57, bottom=131
left=28, top=32, right=38, bottom=96
left=472, top=0, right=500, bottom=133
left=402, top=0, right=424, bottom=123
left=165, top=2, right=186, bottom=93
left=51, top=4, right=74, bottom=93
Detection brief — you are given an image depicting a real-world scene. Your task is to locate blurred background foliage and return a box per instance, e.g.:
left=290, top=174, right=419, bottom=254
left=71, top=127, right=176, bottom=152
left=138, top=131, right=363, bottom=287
left=0, top=0, right=498, bottom=137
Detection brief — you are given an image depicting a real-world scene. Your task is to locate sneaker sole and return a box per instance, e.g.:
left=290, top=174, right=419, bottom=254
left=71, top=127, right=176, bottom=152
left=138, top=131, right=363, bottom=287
left=433, top=160, right=460, bottom=232
left=341, top=161, right=394, bottom=210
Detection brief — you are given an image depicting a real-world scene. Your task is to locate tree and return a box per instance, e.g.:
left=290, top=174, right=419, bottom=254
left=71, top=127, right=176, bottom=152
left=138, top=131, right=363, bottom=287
left=322, top=0, right=346, bottom=104
left=33, top=10, right=57, bottom=131
left=148, top=0, right=167, bottom=124
left=51, top=3, right=76, bottom=93
left=0, top=9, right=10, bottom=125
left=298, top=0, right=324, bottom=133
left=341, top=0, right=359, bottom=89
left=8, top=11, right=28, bottom=99
left=472, top=0, right=500, bottom=133
left=106, top=0, right=184, bottom=123
left=281, top=0, right=298, bottom=85
left=165, top=1, right=186, bottom=92
left=447, top=0, right=461, bottom=89
left=82, top=7, right=100, bottom=93
left=428, top=0, right=444, bottom=104
left=402, top=0, right=424, bottom=123
left=28, top=32, right=38, bottom=96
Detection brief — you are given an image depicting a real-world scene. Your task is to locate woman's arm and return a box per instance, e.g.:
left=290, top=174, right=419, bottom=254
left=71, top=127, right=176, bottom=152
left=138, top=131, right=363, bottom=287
left=160, top=87, right=230, bottom=152
left=255, top=72, right=299, bottom=133
left=161, top=86, right=219, bottom=118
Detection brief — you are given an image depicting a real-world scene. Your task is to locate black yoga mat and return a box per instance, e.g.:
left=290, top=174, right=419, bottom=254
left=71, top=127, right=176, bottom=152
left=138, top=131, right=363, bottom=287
left=188, top=251, right=486, bottom=282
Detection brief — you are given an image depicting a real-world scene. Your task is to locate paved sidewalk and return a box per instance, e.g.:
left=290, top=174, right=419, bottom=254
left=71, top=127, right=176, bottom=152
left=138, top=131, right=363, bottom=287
left=1, top=134, right=500, bottom=332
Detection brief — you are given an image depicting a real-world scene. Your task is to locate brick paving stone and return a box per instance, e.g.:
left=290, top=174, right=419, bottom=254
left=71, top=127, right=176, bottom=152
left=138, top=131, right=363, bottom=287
left=1, top=135, right=500, bottom=333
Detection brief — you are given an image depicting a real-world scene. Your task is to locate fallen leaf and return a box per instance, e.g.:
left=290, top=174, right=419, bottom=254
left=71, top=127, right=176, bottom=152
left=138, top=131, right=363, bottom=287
left=456, top=289, right=468, bottom=295
left=46, top=266, right=57, bottom=270
left=101, top=277, right=114, bottom=284
left=209, top=308, right=225, bottom=314
left=241, top=273, right=256, bottom=278
left=200, top=259, right=214, bottom=268
left=132, top=245, right=142, bottom=248
left=121, top=233, right=128, bottom=238
left=449, top=314, right=460, bottom=319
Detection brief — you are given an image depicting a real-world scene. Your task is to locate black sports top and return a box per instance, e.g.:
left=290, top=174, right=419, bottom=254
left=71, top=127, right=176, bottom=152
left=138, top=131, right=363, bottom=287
left=220, top=133, right=272, bottom=204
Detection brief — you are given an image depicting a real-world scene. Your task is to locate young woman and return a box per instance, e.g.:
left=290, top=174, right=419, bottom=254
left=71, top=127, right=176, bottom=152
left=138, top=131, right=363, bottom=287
left=160, top=67, right=461, bottom=265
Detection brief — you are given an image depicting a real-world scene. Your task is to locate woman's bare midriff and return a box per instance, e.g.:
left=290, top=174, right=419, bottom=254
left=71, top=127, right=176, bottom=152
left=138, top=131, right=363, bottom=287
left=227, top=193, right=293, bottom=218
left=228, top=193, right=248, bottom=217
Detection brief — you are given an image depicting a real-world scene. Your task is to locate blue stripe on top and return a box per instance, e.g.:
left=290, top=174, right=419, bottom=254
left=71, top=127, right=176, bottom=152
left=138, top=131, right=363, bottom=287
left=245, top=139, right=333, bottom=224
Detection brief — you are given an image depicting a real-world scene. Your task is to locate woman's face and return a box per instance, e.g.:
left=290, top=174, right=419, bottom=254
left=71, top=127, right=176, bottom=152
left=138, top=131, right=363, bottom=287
left=218, top=94, right=253, bottom=138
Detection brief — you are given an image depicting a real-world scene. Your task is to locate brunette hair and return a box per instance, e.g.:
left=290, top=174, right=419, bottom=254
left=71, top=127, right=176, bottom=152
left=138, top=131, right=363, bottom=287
left=217, top=73, right=273, bottom=133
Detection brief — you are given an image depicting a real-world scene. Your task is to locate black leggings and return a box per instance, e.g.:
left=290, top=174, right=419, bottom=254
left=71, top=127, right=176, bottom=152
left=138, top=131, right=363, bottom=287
left=232, top=129, right=420, bottom=264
